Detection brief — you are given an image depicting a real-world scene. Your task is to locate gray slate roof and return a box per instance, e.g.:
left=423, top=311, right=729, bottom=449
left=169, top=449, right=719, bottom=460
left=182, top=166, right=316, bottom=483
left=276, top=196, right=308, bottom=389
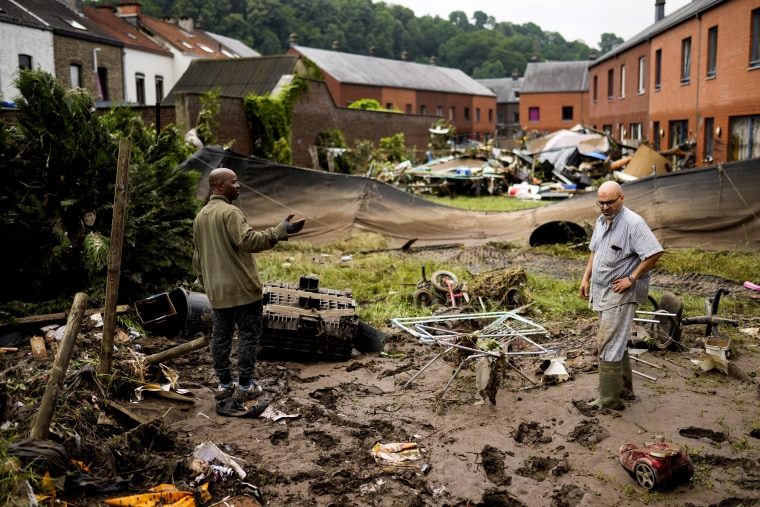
left=593, top=0, right=726, bottom=66
left=476, top=77, right=523, bottom=103
left=12, top=0, right=121, bottom=45
left=0, top=0, right=50, bottom=30
left=520, top=61, right=589, bottom=94
left=163, top=55, right=305, bottom=105
left=206, top=31, right=260, bottom=58
left=292, top=45, right=495, bottom=97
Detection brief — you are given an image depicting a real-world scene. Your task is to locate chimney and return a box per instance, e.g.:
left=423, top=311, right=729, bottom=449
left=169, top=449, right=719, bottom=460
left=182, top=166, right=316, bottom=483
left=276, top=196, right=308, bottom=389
left=332, top=40, right=341, bottom=51
left=289, top=33, right=299, bottom=48
left=401, top=51, right=409, bottom=61
left=589, top=50, right=598, bottom=61
left=116, top=2, right=141, bottom=27
left=429, top=55, right=437, bottom=65
left=655, top=0, right=665, bottom=22
left=512, top=69, right=519, bottom=80
left=178, top=16, right=194, bottom=33
left=369, top=46, right=377, bottom=56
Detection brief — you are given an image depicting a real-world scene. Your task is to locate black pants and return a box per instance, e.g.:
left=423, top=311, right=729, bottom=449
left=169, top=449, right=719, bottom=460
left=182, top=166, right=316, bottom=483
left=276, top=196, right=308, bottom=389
left=211, top=300, right=262, bottom=386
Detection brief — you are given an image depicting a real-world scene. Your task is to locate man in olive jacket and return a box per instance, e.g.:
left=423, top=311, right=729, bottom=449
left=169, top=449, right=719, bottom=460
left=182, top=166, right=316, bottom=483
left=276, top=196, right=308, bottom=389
left=193, top=167, right=305, bottom=398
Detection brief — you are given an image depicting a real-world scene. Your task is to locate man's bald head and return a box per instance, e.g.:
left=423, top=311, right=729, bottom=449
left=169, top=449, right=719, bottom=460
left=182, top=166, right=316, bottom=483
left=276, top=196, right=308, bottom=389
left=208, top=167, right=240, bottom=200
left=598, top=181, right=622, bottom=197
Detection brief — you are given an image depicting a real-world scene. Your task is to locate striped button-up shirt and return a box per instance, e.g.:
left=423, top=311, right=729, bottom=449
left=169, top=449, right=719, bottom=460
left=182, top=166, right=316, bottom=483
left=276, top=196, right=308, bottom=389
left=589, top=206, right=663, bottom=311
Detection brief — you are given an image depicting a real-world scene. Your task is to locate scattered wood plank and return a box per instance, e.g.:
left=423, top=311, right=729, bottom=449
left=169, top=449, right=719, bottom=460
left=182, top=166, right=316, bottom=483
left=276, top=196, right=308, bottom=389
left=9, top=305, right=130, bottom=326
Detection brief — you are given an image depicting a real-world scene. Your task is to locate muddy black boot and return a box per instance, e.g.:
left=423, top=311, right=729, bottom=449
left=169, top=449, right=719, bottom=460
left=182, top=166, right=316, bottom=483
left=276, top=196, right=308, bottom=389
left=587, top=359, right=625, bottom=410
left=621, top=351, right=635, bottom=401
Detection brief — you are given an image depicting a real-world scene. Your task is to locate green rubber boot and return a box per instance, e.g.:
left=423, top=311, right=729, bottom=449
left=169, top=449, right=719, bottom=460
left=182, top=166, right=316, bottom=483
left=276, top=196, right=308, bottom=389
left=588, top=359, right=625, bottom=410
left=621, top=351, right=635, bottom=400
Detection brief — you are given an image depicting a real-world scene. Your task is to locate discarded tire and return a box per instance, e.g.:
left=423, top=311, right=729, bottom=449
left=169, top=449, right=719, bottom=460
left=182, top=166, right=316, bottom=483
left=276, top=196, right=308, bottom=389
left=431, top=270, right=459, bottom=292
left=414, top=288, right=437, bottom=307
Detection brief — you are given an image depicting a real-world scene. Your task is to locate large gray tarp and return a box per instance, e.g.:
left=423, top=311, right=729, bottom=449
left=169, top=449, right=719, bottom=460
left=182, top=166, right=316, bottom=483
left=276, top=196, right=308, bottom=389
left=180, top=147, right=760, bottom=252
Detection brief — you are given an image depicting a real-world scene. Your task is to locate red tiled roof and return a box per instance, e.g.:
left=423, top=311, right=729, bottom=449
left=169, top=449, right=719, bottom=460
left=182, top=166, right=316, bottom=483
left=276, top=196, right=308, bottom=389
left=83, top=6, right=170, bottom=56
left=138, top=16, right=233, bottom=59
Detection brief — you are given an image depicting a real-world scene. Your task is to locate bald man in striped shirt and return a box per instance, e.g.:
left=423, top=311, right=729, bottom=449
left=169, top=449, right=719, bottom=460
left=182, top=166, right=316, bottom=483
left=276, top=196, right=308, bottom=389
left=579, top=181, right=663, bottom=410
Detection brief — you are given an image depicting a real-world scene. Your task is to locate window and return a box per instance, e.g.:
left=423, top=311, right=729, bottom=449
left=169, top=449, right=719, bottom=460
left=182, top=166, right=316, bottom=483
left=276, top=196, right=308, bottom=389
left=655, top=49, right=662, bottom=90
left=619, top=124, right=626, bottom=141
left=464, top=107, right=470, bottom=121
left=18, top=54, right=32, bottom=69
left=497, top=112, right=504, bottom=124
left=475, top=108, right=480, bottom=122
left=419, top=105, right=427, bottom=115
left=405, top=104, right=412, bottom=113
left=630, top=123, right=643, bottom=141
left=70, top=64, right=82, bottom=88
left=681, top=37, right=691, bottom=84
left=449, top=107, right=455, bottom=121
left=488, top=109, right=493, bottom=122
left=97, top=67, right=108, bottom=101
left=653, top=121, right=661, bottom=151
left=620, top=64, right=626, bottom=98
left=562, top=106, right=573, bottom=122
left=607, top=69, right=614, bottom=100
left=592, top=75, right=598, bottom=103
left=514, top=112, right=519, bottom=124
left=752, top=9, right=760, bottom=68
left=669, top=120, right=688, bottom=148
left=528, top=107, right=539, bottom=122
left=386, top=102, right=393, bottom=110
left=602, top=125, right=612, bottom=135
left=155, top=76, right=164, bottom=103
left=135, top=73, right=145, bottom=104
left=638, top=56, right=646, bottom=94
left=707, top=26, right=718, bottom=78
left=704, top=117, right=714, bottom=160
left=729, top=115, right=760, bottom=161
left=437, top=106, right=443, bottom=117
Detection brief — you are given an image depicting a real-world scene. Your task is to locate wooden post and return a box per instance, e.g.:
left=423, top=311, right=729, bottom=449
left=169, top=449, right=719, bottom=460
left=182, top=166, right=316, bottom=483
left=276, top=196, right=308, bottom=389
left=29, top=292, right=88, bottom=440
left=144, top=335, right=210, bottom=365
left=99, top=138, right=131, bottom=376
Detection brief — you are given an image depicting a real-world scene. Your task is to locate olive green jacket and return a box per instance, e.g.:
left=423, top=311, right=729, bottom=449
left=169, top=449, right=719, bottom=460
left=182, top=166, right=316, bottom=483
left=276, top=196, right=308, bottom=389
left=192, top=195, right=287, bottom=309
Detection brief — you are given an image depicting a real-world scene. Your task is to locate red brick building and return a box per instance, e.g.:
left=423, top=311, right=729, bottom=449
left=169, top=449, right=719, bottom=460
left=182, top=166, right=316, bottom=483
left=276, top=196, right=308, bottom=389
left=519, top=61, right=590, bottom=135
left=590, top=0, right=760, bottom=166
left=286, top=45, right=497, bottom=144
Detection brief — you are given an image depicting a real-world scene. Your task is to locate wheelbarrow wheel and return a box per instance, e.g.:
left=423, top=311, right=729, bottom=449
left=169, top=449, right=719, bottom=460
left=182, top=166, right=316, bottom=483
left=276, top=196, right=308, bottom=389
left=431, top=270, right=460, bottom=292
left=657, top=291, right=683, bottom=346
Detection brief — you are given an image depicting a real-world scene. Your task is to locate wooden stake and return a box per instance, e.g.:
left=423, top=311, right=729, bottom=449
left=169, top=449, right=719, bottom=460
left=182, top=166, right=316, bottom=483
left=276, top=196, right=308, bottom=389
left=29, top=292, right=88, bottom=440
left=99, top=138, right=131, bottom=376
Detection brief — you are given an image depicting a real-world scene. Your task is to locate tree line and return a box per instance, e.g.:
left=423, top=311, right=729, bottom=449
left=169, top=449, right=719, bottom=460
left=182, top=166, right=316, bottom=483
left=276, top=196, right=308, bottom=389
left=86, top=0, right=623, bottom=78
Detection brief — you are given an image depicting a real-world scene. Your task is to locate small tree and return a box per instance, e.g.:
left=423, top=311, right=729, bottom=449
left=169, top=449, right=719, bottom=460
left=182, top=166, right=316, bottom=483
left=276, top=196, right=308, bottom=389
left=0, top=68, right=200, bottom=305
left=196, top=87, right=220, bottom=146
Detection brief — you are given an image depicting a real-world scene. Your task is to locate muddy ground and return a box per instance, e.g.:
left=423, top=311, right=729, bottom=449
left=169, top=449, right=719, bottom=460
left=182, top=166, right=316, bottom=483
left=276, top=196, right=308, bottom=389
left=3, top=244, right=760, bottom=507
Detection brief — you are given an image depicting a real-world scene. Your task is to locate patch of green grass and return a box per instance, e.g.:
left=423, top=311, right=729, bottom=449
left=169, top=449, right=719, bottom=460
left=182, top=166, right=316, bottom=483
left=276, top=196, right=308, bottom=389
left=658, top=248, right=760, bottom=282
left=421, top=194, right=552, bottom=211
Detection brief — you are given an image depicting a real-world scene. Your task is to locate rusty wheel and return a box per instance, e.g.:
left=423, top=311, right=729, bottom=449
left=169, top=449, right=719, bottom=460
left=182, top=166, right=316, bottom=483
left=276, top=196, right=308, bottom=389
left=431, top=270, right=459, bottom=292
left=414, top=288, right=436, bottom=307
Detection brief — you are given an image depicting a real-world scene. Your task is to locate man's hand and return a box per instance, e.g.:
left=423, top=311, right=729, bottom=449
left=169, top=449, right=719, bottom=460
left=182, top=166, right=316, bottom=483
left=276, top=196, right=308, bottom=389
left=282, top=213, right=306, bottom=235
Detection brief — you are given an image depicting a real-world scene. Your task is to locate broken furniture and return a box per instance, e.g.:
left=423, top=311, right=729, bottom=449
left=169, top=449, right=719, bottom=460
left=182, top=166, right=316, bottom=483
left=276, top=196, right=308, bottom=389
left=390, top=310, right=554, bottom=396
left=636, top=288, right=738, bottom=352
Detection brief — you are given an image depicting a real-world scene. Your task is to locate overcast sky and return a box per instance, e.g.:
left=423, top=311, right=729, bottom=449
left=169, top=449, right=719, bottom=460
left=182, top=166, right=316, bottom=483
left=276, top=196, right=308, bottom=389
left=387, top=0, right=693, bottom=49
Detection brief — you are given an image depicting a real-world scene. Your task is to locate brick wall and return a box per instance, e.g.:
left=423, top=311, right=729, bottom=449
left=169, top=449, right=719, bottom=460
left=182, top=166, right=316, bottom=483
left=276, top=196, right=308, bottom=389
left=53, top=35, right=123, bottom=102
left=291, top=80, right=434, bottom=167
left=520, top=91, right=589, bottom=134
left=589, top=42, right=651, bottom=141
